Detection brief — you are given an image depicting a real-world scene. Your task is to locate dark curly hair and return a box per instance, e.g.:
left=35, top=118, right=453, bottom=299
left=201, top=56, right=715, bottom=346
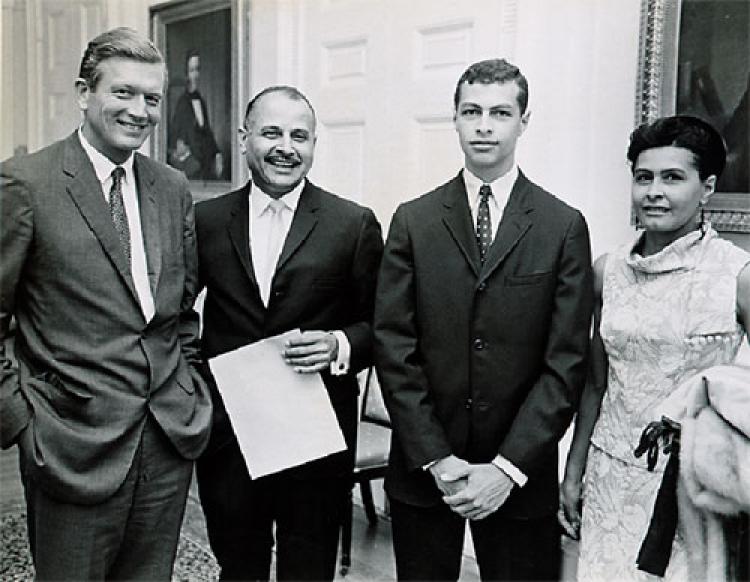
left=627, top=115, right=726, bottom=180
left=453, top=59, right=528, bottom=114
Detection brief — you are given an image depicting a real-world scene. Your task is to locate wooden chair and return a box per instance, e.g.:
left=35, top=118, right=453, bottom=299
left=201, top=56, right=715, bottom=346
left=340, top=368, right=391, bottom=575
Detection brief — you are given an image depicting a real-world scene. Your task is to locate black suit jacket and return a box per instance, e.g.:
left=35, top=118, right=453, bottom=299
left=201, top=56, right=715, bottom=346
left=195, top=180, right=383, bottom=477
left=374, top=171, right=594, bottom=518
left=0, top=133, right=212, bottom=504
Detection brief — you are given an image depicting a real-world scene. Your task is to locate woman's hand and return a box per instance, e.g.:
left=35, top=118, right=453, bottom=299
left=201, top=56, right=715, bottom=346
left=558, top=477, right=583, bottom=540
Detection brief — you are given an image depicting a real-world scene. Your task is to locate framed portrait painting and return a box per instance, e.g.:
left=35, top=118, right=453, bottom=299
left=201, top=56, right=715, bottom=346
left=635, top=0, right=749, bottom=248
left=151, top=0, right=249, bottom=200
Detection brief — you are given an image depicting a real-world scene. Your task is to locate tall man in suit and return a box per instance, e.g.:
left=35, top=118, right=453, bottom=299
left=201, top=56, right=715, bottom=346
left=195, top=86, right=383, bottom=581
left=0, top=28, right=212, bottom=580
left=374, top=58, right=594, bottom=581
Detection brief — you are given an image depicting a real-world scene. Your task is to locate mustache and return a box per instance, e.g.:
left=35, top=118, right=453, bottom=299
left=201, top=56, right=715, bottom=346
left=265, top=152, right=300, bottom=164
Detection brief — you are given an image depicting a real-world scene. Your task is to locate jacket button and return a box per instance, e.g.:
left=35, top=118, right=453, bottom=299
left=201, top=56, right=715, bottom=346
left=465, top=398, right=473, bottom=409
left=473, top=338, right=485, bottom=350
left=477, top=282, right=487, bottom=292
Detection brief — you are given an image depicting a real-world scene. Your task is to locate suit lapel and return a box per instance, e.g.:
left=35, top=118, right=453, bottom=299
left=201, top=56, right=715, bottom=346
left=134, top=155, right=162, bottom=296
left=227, top=184, right=259, bottom=290
left=480, top=171, right=534, bottom=282
left=441, top=174, right=481, bottom=278
left=275, top=181, right=320, bottom=274
left=62, top=134, right=139, bottom=302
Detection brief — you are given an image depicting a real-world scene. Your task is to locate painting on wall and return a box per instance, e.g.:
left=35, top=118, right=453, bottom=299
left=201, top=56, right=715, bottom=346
left=151, top=0, right=249, bottom=199
left=636, top=0, right=749, bottom=243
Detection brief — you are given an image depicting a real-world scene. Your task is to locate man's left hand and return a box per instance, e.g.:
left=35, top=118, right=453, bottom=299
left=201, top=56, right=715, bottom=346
left=442, top=463, right=515, bottom=520
left=282, top=331, right=338, bottom=373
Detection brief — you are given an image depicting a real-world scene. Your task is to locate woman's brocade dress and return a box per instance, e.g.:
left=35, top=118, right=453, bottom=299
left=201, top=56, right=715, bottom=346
left=577, top=227, right=749, bottom=582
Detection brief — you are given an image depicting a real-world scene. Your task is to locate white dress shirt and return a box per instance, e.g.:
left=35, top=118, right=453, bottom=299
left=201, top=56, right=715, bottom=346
left=248, top=180, right=351, bottom=375
left=190, top=98, right=205, bottom=128
left=462, top=164, right=519, bottom=242
left=78, top=130, right=155, bottom=322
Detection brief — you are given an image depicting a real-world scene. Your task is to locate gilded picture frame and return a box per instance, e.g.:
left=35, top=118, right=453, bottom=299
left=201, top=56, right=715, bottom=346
left=635, top=0, right=749, bottom=246
left=150, top=0, right=250, bottom=201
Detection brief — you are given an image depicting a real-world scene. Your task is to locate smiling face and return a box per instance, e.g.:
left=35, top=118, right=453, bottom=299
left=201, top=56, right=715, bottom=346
left=454, top=80, right=529, bottom=182
left=77, top=57, right=164, bottom=164
left=241, top=92, right=316, bottom=197
left=632, top=145, right=716, bottom=244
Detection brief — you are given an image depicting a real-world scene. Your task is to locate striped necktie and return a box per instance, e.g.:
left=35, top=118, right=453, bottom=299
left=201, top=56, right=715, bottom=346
left=109, top=166, right=131, bottom=265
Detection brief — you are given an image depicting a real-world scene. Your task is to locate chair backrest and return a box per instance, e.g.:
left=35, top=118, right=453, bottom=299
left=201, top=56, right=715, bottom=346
left=360, top=368, right=390, bottom=428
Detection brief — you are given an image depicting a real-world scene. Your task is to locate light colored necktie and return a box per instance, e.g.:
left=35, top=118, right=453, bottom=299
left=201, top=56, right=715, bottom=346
left=476, top=184, right=492, bottom=263
left=109, top=166, right=131, bottom=265
left=260, top=198, right=287, bottom=305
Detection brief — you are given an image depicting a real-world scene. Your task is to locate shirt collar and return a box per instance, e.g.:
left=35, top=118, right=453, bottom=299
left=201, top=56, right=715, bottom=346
left=250, top=179, right=306, bottom=218
left=78, top=128, right=135, bottom=185
left=462, top=164, right=518, bottom=203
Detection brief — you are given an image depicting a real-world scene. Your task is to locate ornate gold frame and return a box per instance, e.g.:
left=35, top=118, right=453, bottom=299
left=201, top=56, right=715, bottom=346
left=635, top=0, right=749, bottom=236
left=150, top=0, right=250, bottom=200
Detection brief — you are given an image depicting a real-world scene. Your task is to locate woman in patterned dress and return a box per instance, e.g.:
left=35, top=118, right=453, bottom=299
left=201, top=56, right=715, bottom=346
left=559, top=116, right=750, bottom=581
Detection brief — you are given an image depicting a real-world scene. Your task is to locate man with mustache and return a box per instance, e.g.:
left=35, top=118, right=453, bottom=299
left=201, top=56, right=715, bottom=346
left=374, top=58, right=594, bottom=581
left=0, top=28, right=212, bottom=579
left=194, top=86, right=383, bottom=581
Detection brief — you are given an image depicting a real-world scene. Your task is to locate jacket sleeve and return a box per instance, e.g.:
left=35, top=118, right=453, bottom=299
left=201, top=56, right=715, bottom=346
left=374, top=205, right=453, bottom=470
left=177, top=180, right=206, bottom=391
left=498, top=210, right=594, bottom=477
left=0, top=169, right=34, bottom=448
left=339, top=207, right=384, bottom=374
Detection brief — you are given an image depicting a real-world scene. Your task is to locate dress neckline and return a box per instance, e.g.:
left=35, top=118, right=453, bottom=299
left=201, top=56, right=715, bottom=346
left=625, top=226, right=715, bottom=274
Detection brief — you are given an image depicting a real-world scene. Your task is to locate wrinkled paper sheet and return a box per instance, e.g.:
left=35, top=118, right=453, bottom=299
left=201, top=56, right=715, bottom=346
left=209, top=329, right=346, bottom=478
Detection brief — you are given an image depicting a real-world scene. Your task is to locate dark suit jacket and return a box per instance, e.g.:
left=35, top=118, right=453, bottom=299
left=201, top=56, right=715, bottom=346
left=195, top=180, right=383, bottom=477
left=170, top=91, right=219, bottom=180
left=374, top=171, right=594, bottom=518
left=0, top=132, right=212, bottom=505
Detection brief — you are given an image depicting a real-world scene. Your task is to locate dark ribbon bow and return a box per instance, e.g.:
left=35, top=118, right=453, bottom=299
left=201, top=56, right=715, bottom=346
left=634, top=417, right=682, bottom=576
left=634, top=417, right=681, bottom=471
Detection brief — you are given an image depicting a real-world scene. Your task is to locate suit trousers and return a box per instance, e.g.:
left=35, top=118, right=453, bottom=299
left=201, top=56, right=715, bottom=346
left=196, top=436, right=348, bottom=581
left=20, top=414, right=192, bottom=581
left=389, top=496, right=561, bottom=581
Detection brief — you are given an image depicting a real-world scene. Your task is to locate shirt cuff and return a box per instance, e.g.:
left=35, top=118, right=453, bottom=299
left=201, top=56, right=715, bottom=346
left=491, top=454, right=528, bottom=487
left=422, top=459, right=439, bottom=471
left=329, top=330, right=350, bottom=376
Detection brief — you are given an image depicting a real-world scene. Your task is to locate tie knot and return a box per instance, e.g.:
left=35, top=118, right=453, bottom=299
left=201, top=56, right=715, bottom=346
left=268, top=198, right=286, bottom=214
left=479, top=184, right=492, bottom=201
left=111, top=166, right=125, bottom=185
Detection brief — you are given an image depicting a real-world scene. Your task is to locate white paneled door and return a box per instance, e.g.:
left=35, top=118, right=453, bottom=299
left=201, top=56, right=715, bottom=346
left=296, top=0, right=519, bottom=224
left=24, top=0, right=105, bottom=152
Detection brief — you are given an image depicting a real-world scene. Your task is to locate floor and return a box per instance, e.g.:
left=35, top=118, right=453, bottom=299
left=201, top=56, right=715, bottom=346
left=0, top=446, right=481, bottom=581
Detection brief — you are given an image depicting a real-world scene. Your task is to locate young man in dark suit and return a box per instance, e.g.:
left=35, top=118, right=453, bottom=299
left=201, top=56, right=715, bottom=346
left=0, top=28, right=212, bottom=580
left=194, top=86, right=383, bottom=581
left=374, top=58, right=594, bottom=581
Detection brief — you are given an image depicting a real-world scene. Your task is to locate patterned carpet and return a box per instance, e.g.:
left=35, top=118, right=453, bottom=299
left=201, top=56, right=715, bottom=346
left=0, top=510, right=220, bottom=581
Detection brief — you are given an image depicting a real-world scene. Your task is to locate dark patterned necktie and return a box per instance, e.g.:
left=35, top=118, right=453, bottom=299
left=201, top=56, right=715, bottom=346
left=476, top=184, right=492, bottom=263
left=109, top=166, right=131, bottom=265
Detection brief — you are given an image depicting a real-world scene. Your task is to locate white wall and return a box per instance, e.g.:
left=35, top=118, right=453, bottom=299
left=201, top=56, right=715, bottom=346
left=513, top=0, right=640, bottom=257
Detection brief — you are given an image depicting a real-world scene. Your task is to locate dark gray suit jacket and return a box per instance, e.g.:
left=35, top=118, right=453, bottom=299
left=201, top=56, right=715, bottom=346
left=0, top=132, right=212, bottom=504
